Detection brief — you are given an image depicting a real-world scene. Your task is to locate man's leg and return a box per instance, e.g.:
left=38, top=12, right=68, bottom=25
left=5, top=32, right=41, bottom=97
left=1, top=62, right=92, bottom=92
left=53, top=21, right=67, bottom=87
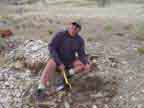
left=38, top=58, right=56, bottom=89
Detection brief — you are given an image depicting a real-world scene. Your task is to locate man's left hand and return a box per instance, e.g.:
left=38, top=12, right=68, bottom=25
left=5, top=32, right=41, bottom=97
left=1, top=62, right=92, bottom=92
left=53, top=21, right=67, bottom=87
left=84, top=63, right=91, bottom=72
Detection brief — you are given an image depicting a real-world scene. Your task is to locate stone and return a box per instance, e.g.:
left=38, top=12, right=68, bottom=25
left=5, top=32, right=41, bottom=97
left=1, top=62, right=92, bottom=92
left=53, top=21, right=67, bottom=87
left=64, top=101, right=70, bottom=108
left=7, top=40, right=50, bottom=73
left=4, top=81, right=9, bottom=87
left=104, top=104, right=109, bottom=108
left=90, top=92, right=103, bottom=98
left=16, top=92, right=21, bottom=97
left=131, top=96, right=137, bottom=101
left=92, top=105, right=98, bottom=108
left=14, top=60, right=24, bottom=69
left=137, top=104, right=143, bottom=108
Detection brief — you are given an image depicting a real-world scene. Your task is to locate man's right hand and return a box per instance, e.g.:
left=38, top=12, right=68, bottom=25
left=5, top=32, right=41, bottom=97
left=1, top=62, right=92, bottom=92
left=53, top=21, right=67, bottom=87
left=59, top=64, right=65, bottom=71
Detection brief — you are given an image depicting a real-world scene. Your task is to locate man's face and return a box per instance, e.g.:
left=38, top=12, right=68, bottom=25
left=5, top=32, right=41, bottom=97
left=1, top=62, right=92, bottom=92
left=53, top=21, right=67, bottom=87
left=68, top=23, right=81, bottom=37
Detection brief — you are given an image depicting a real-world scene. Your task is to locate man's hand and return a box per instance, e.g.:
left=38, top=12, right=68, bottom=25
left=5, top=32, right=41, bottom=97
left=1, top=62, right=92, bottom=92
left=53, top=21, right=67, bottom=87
left=84, top=63, right=91, bottom=72
left=59, top=64, right=65, bottom=71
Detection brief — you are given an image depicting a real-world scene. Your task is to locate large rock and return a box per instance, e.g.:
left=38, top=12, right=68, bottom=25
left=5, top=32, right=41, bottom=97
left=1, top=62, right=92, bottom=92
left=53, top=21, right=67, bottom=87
left=7, top=40, right=50, bottom=73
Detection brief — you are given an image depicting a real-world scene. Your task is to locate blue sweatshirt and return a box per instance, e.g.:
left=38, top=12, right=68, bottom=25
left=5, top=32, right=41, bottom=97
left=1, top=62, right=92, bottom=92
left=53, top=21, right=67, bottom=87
left=48, top=30, right=89, bottom=68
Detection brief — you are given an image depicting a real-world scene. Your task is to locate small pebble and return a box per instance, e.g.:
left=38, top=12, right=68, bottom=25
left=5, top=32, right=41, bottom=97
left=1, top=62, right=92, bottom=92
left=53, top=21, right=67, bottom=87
left=92, top=105, right=98, bottom=108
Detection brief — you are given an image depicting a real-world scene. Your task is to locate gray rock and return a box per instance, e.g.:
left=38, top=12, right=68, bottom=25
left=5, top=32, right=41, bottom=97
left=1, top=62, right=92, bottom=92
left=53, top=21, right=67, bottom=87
left=64, top=101, right=70, bottom=108
left=92, top=105, right=98, bottom=108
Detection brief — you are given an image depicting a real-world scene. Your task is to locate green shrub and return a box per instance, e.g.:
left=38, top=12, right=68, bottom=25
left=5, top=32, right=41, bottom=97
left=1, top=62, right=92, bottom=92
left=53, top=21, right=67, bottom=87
left=137, top=48, right=144, bottom=54
left=104, top=23, right=113, bottom=32
left=48, top=29, right=53, bottom=35
left=0, top=37, right=6, bottom=48
left=135, top=22, right=144, bottom=40
left=87, top=36, right=95, bottom=42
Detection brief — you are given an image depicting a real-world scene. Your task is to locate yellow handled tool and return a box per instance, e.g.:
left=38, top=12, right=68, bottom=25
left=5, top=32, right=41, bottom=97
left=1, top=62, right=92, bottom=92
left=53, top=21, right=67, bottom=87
left=61, top=70, right=72, bottom=89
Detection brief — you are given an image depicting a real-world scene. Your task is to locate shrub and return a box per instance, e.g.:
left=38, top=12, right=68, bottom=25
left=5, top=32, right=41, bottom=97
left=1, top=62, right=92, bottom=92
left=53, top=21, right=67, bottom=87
left=135, top=22, right=144, bottom=40
left=137, top=48, right=144, bottom=54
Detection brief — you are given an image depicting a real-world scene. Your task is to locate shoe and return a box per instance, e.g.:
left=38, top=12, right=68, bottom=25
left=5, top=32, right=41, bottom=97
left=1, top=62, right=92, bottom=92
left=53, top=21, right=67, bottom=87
left=56, top=80, right=65, bottom=91
left=35, top=88, right=48, bottom=102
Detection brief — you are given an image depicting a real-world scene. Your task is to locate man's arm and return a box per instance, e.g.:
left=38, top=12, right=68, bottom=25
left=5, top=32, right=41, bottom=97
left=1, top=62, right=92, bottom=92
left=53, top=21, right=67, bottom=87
left=48, top=32, right=63, bottom=66
left=78, top=38, right=89, bottom=64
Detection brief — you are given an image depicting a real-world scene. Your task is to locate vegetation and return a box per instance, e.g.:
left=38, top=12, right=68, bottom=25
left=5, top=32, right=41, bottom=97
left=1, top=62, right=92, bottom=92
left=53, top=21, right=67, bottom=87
left=104, top=23, right=113, bottom=32
left=137, top=48, right=144, bottom=54
left=48, top=28, right=54, bottom=35
left=135, top=22, right=144, bottom=40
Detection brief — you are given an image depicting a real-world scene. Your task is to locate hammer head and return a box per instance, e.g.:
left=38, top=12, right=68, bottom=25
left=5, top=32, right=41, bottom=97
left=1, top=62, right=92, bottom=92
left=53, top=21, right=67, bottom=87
left=64, top=83, right=72, bottom=91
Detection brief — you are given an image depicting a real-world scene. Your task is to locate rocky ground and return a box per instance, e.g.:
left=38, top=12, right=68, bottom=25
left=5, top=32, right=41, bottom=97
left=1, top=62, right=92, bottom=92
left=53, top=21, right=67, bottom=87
left=0, top=1, right=144, bottom=108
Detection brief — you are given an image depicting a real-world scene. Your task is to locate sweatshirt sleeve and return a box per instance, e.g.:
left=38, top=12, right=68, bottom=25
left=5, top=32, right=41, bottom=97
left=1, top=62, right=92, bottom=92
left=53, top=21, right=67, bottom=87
left=48, top=32, right=63, bottom=66
left=78, top=37, right=89, bottom=64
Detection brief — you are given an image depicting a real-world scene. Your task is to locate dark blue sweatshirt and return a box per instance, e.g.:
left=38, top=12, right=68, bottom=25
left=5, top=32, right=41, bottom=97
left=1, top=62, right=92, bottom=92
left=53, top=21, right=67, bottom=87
left=48, top=30, right=89, bottom=68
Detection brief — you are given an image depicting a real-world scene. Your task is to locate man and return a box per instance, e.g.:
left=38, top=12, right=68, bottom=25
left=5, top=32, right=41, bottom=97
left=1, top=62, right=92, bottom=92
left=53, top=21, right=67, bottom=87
left=37, top=21, right=91, bottom=95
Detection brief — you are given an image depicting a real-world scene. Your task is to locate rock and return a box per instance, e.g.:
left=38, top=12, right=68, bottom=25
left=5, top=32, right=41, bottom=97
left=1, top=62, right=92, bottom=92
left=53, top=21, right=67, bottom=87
left=92, top=105, right=98, bottom=108
left=64, top=101, right=70, bottom=108
left=115, top=32, right=125, bottom=37
left=92, top=59, right=97, bottom=64
left=7, top=40, right=50, bottom=73
left=104, top=104, right=109, bottom=108
left=110, top=62, right=117, bottom=68
left=23, top=105, right=29, bottom=108
left=137, top=104, right=143, bottom=108
left=14, top=60, right=24, bottom=69
left=16, top=92, right=21, bottom=97
left=90, top=92, right=103, bottom=98
left=141, top=89, right=144, bottom=93
left=131, top=96, right=137, bottom=101
left=0, top=73, right=5, bottom=81
left=4, top=81, right=9, bottom=87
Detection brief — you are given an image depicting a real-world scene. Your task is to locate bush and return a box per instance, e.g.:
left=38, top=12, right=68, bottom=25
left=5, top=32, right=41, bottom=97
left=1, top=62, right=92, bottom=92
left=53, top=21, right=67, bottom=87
left=137, top=48, right=144, bottom=54
left=104, top=23, right=113, bottom=32
left=48, top=29, right=54, bottom=35
left=135, top=22, right=144, bottom=40
left=0, top=37, right=7, bottom=49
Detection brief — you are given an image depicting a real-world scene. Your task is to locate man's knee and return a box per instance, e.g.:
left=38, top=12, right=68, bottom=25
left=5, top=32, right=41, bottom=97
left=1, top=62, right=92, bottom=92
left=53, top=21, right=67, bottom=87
left=46, top=58, right=57, bottom=67
left=73, top=60, right=85, bottom=72
left=73, top=59, right=91, bottom=72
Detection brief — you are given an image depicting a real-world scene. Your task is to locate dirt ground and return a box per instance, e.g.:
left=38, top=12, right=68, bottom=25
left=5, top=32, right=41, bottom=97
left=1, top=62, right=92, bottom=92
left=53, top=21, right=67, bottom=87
left=0, top=1, right=144, bottom=108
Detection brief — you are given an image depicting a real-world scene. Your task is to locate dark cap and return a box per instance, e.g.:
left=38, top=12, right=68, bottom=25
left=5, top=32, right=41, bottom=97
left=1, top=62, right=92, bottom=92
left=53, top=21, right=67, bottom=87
left=71, top=21, right=82, bottom=30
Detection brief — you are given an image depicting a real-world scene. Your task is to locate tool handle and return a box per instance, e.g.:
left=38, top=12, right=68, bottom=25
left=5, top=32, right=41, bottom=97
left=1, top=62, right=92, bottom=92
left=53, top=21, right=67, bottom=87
left=61, top=70, right=72, bottom=89
left=62, top=70, right=69, bottom=84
